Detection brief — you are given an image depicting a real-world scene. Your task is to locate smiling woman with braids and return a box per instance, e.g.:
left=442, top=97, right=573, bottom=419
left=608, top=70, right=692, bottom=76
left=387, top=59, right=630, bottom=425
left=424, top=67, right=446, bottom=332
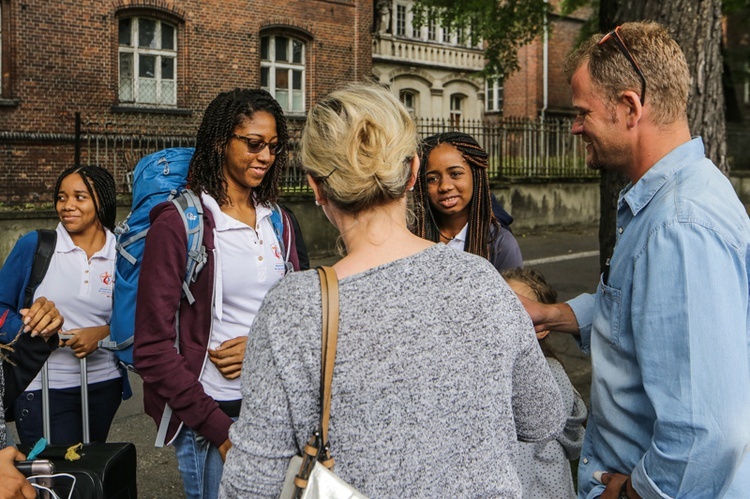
left=134, top=88, right=301, bottom=499
left=413, top=132, right=523, bottom=271
left=0, top=165, right=122, bottom=447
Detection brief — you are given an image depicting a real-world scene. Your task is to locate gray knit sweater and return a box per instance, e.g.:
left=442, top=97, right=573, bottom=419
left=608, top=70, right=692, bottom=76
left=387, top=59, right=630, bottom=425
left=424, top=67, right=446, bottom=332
left=219, top=244, right=565, bottom=498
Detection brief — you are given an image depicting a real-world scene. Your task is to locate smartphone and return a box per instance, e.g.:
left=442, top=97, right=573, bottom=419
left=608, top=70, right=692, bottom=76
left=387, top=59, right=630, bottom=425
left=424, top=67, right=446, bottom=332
left=15, top=459, right=55, bottom=476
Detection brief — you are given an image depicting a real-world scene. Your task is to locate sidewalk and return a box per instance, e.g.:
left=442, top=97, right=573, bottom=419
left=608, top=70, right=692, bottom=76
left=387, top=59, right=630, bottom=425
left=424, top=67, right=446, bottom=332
left=14, top=226, right=599, bottom=498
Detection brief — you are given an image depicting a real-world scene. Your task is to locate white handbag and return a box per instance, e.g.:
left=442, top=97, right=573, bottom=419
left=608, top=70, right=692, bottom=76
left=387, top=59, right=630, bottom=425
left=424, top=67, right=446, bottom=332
left=279, top=267, right=368, bottom=499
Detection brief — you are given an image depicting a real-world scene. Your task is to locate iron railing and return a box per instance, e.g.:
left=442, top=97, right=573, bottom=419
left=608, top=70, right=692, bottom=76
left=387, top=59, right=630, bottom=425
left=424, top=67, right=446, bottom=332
left=72, top=115, right=595, bottom=193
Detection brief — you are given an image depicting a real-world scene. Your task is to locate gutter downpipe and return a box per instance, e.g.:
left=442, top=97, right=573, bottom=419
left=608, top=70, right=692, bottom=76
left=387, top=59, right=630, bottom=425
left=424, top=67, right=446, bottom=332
left=542, top=3, right=549, bottom=121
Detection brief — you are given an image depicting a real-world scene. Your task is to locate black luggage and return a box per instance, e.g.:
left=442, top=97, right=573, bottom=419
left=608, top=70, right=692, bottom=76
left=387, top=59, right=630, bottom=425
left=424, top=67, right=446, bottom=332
left=22, top=354, right=137, bottom=498
left=23, top=442, right=137, bottom=499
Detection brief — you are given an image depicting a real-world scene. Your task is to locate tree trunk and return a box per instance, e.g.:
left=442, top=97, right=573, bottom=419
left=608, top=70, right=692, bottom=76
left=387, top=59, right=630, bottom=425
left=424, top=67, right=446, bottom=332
left=596, top=0, right=726, bottom=273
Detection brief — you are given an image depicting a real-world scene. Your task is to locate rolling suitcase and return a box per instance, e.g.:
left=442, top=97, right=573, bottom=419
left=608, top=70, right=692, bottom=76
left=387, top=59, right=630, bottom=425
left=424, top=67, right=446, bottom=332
left=22, top=352, right=137, bottom=498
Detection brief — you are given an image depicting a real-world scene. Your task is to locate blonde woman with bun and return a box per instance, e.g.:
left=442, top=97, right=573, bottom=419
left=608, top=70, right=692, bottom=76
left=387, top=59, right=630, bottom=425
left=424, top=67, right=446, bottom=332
left=219, top=83, right=564, bottom=498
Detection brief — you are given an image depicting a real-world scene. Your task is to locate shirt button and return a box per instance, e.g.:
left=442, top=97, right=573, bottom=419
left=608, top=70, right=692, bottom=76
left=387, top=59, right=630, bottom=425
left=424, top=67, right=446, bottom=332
left=259, top=240, right=263, bottom=245
left=84, top=280, right=89, bottom=284
left=258, top=256, right=263, bottom=261
left=618, top=227, right=623, bottom=234
left=583, top=458, right=588, bottom=464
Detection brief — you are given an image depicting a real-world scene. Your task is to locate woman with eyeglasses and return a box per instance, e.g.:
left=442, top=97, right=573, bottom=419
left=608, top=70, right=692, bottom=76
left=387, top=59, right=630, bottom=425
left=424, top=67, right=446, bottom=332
left=134, top=88, right=301, bottom=499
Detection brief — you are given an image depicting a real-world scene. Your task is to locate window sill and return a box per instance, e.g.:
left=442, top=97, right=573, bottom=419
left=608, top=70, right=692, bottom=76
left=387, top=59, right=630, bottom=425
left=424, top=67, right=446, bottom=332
left=111, top=105, right=192, bottom=116
left=0, top=98, right=20, bottom=108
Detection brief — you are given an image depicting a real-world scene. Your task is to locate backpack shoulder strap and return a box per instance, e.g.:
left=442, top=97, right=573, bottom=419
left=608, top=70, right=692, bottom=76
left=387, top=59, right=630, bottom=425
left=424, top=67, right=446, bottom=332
left=171, top=189, right=207, bottom=305
left=269, top=203, right=293, bottom=273
left=24, top=229, right=57, bottom=309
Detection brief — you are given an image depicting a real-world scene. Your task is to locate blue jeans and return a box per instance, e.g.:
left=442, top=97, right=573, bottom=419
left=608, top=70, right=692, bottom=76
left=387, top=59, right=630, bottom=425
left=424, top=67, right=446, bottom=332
left=173, top=425, right=226, bottom=499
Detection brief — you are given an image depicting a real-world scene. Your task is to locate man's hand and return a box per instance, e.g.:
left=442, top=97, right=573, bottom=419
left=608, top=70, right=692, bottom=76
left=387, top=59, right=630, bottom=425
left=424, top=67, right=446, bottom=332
left=63, top=326, right=110, bottom=358
left=515, top=293, right=580, bottom=336
left=207, top=336, right=248, bottom=380
left=0, top=447, right=36, bottom=499
left=598, top=472, right=642, bottom=499
left=19, top=296, right=64, bottom=339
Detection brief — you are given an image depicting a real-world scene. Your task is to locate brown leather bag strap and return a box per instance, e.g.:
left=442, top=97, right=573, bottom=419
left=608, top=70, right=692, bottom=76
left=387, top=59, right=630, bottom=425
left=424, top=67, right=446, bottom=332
left=316, top=266, right=339, bottom=451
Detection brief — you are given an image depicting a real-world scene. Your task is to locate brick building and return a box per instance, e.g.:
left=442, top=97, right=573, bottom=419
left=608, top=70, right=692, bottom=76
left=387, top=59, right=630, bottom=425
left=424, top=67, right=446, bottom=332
left=499, top=9, right=588, bottom=119
left=371, top=0, right=589, bottom=123
left=0, top=0, right=372, bottom=203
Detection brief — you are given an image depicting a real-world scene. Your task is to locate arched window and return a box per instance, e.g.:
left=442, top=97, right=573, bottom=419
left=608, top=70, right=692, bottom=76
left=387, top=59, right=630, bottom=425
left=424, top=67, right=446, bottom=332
left=261, top=35, right=305, bottom=113
left=399, top=89, right=418, bottom=116
left=118, top=17, right=177, bottom=106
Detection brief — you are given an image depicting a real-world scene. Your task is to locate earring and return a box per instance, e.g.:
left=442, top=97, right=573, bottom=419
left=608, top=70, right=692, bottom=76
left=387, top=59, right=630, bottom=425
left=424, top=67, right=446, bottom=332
left=315, top=200, right=321, bottom=206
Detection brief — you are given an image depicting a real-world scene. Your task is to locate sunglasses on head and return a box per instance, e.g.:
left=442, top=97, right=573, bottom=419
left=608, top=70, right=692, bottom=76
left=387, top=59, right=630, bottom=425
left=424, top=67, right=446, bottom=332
left=598, top=25, right=647, bottom=105
left=231, top=134, right=282, bottom=155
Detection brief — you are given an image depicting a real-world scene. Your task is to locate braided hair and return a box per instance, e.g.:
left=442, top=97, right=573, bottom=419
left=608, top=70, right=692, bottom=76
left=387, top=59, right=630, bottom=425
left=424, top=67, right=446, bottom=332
left=414, top=132, right=496, bottom=260
left=187, top=88, right=288, bottom=206
left=54, top=165, right=117, bottom=232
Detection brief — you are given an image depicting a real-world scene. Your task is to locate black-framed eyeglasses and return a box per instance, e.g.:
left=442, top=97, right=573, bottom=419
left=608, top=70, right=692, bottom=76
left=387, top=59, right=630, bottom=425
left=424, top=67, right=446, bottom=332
left=231, top=134, right=282, bottom=155
left=598, top=26, right=647, bottom=105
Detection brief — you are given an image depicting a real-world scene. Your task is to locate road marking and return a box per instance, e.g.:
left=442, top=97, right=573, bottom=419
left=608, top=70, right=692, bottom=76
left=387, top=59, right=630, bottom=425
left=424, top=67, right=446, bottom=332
left=524, top=250, right=599, bottom=266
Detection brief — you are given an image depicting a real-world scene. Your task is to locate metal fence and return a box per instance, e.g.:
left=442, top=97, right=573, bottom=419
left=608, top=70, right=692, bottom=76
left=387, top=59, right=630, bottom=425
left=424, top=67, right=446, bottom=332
left=75, top=115, right=594, bottom=194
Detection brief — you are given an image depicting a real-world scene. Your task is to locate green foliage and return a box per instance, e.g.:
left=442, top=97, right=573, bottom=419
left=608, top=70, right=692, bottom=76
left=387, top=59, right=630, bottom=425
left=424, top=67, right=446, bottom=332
left=412, top=0, right=552, bottom=79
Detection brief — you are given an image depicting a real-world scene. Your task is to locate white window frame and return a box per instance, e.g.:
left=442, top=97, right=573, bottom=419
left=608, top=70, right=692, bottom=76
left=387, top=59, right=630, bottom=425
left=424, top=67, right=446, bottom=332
left=0, top=2, right=3, bottom=97
left=450, top=94, right=464, bottom=127
left=261, top=35, right=306, bottom=114
left=395, top=4, right=407, bottom=37
left=427, top=18, right=436, bottom=41
left=399, top=89, right=417, bottom=116
left=485, top=79, right=503, bottom=112
left=118, top=17, right=177, bottom=106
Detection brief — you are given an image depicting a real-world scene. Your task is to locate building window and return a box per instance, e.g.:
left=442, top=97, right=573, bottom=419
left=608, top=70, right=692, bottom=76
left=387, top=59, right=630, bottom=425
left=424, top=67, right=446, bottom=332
left=395, top=4, right=407, bottom=37
left=442, top=27, right=451, bottom=43
left=118, top=17, right=177, bottom=106
left=261, top=35, right=305, bottom=113
left=0, top=2, right=3, bottom=97
left=450, top=94, right=464, bottom=127
left=399, top=89, right=417, bottom=116
left=486, top=79, right=503, bottom=112
left=427, top=18, right=436, bottom=41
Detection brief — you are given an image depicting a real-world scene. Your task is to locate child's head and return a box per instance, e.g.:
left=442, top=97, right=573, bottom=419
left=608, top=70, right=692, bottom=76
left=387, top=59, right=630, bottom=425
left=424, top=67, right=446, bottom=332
left=502, top=267, right=558, bottom=357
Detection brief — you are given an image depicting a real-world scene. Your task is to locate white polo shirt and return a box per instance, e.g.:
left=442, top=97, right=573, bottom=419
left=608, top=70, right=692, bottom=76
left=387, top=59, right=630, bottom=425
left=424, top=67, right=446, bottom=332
left=199, top=193, right=286, bottom=401
left=28, top=223, right=119, bottom=390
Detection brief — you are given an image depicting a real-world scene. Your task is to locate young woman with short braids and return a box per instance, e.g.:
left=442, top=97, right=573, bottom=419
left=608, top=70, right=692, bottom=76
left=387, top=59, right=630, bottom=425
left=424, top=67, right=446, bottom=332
left=0, top=165, right=122, bottom=446
left=219, top=83, right=564, bottom=498
left=134, top=88, right=300, bottom=499
left=413, top=132, right=523, bottom=272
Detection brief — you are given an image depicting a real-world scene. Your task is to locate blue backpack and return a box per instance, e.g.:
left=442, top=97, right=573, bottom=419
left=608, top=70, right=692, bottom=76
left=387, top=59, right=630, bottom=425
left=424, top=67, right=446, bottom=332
left=103, top=147, right=290, bottom=372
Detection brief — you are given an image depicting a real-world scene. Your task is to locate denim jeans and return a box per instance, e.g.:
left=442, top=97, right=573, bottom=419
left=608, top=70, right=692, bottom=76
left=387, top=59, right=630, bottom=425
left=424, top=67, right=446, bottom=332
left=173, top=425, right=226, bottom=499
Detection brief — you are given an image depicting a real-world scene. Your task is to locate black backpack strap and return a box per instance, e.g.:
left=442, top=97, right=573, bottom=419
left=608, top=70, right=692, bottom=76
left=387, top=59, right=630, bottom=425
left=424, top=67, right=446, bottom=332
left=24, top=229, right=57, bottom=309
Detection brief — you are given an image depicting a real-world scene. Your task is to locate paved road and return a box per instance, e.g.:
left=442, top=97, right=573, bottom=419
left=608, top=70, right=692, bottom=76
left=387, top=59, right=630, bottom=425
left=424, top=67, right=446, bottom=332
left=11, top=225, right=600, bottom=498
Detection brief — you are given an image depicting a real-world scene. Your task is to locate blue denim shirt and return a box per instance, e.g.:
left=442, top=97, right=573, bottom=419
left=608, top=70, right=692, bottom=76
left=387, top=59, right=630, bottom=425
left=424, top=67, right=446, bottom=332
left=569, top=138, right=750, bottom=499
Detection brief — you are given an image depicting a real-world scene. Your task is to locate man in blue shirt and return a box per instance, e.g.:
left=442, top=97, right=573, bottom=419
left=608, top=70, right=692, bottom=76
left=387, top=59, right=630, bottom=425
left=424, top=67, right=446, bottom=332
left=522, top=22, right=750, bottom=499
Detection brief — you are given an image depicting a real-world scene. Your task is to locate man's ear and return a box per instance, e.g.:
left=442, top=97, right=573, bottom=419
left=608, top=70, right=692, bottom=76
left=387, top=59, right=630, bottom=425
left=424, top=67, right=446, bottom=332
left=621, top=90, right=643, bottom=128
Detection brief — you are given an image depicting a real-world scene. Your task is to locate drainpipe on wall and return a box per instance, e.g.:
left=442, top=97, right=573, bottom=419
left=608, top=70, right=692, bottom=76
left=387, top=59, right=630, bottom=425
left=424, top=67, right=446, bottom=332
left=541, top=1, right=549, bottom=121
